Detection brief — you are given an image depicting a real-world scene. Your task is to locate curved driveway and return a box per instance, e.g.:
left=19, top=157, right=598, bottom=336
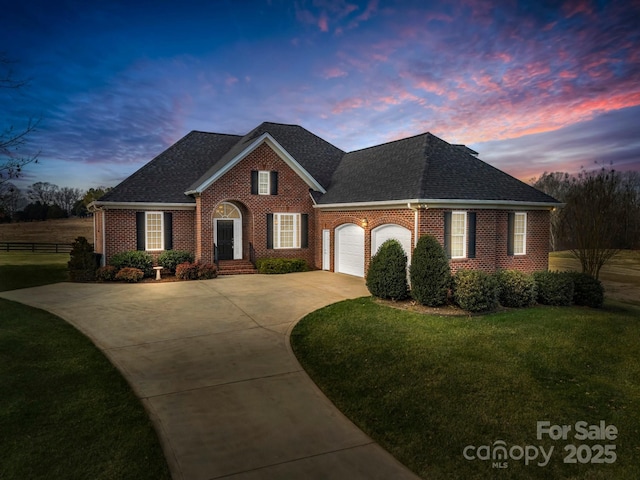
left=1, top=271, right=419, bottom=480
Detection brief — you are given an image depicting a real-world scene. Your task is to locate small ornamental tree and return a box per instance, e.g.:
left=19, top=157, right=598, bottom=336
left=366, top=239, right=409, bottom=300
left=410, top=235, right=451, bottom=306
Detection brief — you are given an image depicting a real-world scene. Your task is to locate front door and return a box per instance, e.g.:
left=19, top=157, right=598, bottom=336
left=217, top=220, right=234, bottom=260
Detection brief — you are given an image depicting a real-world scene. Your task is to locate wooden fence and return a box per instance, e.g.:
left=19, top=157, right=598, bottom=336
left=0, top=242, right=72, bottom=253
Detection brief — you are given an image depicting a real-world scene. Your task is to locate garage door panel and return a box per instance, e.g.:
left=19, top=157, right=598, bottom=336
left=372, top=224, right=412, bottom=262
left=336, top=224, right=365, bottom=277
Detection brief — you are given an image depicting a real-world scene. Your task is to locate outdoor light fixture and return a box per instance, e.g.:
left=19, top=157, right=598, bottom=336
left=362, top=218, right=368, bottom=228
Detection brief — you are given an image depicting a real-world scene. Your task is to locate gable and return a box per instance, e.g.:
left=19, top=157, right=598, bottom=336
left=185, top=132, right=327, bottom=195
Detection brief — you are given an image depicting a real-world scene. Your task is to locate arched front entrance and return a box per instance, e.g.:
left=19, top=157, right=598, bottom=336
left=214, top=202, right=242, bottom=260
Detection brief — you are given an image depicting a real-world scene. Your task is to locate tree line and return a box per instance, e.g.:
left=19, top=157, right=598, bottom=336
left=0, top=182, right=112, bottom=222
left=531, top=168, right=640, bottom=278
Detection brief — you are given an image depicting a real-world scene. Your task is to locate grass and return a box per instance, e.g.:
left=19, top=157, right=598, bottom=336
left=0, top=217, right=94, bottom=244
left=0, top=252, right=70, bottom=291
left=291, top=298, right=640, bottom=479
left=0, top=299, right=172, bottom=480
left=0, top=251, right=171, bottom=478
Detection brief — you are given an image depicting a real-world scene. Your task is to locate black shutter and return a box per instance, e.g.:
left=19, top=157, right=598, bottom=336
left=136, top=212, right=145, bottom=251
left=270, top=171, right=278, bottom=195
left=301, top=214, right=308, bottom=248
left=251, top=170, right=258, bottom=195
left=443, top=211, right=452, bottom=258
left=467, top=212, right=476, bottom=259
left=266, top=213, right=274, bottom=249
left=507, top=212, right=515, bottom=256
left=164, top=212, right=173, bottom=250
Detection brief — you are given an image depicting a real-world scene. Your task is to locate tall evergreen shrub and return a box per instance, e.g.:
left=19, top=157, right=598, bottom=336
left=366, top=239, right=409, bottom=300
left=68, top=236, right=98, bottom=281
left=410, top=235, right=451, bottom=306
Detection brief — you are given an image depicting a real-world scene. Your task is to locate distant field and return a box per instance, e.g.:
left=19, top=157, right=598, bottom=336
left=0, top=217, right=94, bottom=244
left=550, top=250, right=640, bottom=305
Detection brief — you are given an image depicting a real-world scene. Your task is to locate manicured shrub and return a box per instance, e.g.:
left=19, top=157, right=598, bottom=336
left=533, top=271, right=574, bottom=306
left=255, top=258, right=308, bottom=274
left=175, top=261, right=218, bottom=280
left=158, top=250, right=194, bottom=273
left=453, top=269, right=499, bottom=313
left=410, top=235, right=451, bottom=307
left=115, top=267, right=144, bottom=283
left=176, top=262, right=199, bottom=280
left=96, top=265, right=118, bottom=282
left=566, top=271, right=605, bottom=308
left=109, top=250, right=154, bottom=277
left=68, top=236, right=99, bottom=281
left=366, top=239, right=408, bottom=300
left=197, top=262, right=218, bottom=279
left=495, top=269, right=537, bottom=308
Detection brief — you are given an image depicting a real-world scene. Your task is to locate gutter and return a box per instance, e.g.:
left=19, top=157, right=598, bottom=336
left=315, top=198, right=562, bottom=211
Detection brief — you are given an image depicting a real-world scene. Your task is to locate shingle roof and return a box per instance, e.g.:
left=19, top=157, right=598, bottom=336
left=100, top=122, right=559, bottom=206
left=317, top=132, right=560, bottom=205
left=187, top=122, right=345, bottom=192
left=100, top=131, right=241, bottom=203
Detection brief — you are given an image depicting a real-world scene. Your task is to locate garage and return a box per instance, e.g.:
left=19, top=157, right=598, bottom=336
left=335, top=224, right=365, bottom=277
left=371, top=224, right=412, bottom=263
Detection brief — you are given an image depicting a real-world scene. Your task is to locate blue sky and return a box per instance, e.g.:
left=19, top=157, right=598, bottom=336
left=2, top=0, right=639, bottom=191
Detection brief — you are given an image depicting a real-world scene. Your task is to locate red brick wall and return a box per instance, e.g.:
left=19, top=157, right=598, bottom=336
left=317, top=209, right=416, bottom=272
left=101, top=209, right=195, bottom=264
left=197, top=142, right=317, bottom=265
left=317, top=207, right=550, bottom=275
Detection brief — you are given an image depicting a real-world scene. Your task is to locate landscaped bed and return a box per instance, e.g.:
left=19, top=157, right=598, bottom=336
left=291, top=298, right=640, bottom=480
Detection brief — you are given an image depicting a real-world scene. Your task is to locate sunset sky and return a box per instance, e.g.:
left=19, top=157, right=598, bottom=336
left=2, top=0, right=639, bottom=191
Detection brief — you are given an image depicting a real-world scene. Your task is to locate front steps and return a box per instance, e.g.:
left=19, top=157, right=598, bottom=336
left=218, top=259, right=258, bottom=275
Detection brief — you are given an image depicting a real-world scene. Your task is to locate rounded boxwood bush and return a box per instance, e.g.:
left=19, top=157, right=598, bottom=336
left=453, top=269, right=499, bottom=313
left=158, top=250, right=194, bottom=273
left=115, top=267, right=144, bottom=283
left=109, top=250, right=154, bottom=277
left=410, top=235, right=451, bottom=306
left=255, top=258, right=308, bottom=274
left=495, top=269, right=537, bottom=308
left=96, top=265, right=118, bottom=282
left=366, top=239, right=409, bottom=300
left=566, top=271, right=604, bottom=308
left=533, top=271, right=574, bottom=306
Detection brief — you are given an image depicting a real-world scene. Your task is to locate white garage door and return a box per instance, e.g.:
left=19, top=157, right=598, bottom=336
left=372, top=224, right=412, bottom=263
left=335, top=224, right=365, bottom=277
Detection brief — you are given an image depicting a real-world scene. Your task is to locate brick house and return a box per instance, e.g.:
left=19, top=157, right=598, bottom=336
left=90, top=122, right=560, bottom=276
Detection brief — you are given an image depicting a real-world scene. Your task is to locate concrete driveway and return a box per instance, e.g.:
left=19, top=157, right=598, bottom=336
left=1, top=271, right=419, bottom=480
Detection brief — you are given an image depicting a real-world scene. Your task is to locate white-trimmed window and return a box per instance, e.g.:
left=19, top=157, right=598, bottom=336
left=451, top=211, right=467, bottom=258
left=145, top=212, right=164, bottom=251
left=258, top=171, right=270, bottom=195
left=514, top=212, right=527, bottom=255
left=274, top=213, right=300, bottom=249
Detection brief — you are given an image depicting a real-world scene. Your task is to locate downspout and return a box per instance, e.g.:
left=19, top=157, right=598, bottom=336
left=407, top=203, right=419, bottom=247
left=102, top=210, right=106, bottom=266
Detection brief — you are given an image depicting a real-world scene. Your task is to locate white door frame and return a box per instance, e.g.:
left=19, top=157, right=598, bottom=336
left=322, top=229, right=330, bottom=270
left=213, top=202, right=242, bottom=260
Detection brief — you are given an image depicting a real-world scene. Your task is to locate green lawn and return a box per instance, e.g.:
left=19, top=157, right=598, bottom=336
left=0, top=252, right=171, bottom=479
left=0, top=252, right=69, bottom=291
left=291, top=298, right=640, bottom=480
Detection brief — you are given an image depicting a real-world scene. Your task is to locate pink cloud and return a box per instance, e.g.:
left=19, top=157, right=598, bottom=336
left=318, top=12, right=329, bottom=32
left=322, top=67, right=348, bottom=79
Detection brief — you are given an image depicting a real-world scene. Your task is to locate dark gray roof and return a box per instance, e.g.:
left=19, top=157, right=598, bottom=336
left=100, top=132, right=241, bottom=203
left=317, top=132, right=560, bottom=204
left=100, top=122, right=559, bottom=206
left=187, top=122, right=344, bottom=192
